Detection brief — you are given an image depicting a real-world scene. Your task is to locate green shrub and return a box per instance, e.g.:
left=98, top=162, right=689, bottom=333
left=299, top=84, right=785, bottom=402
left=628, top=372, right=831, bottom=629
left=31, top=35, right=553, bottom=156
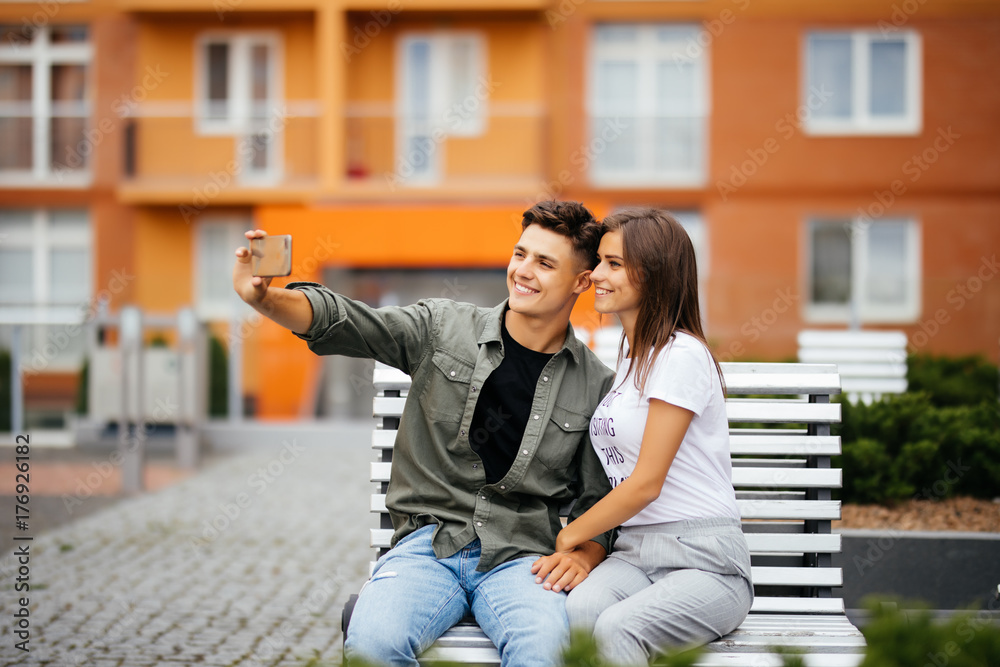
left=835, top=392, right=1000, bottom=504
left=859, top=599, right=1000, bottom=667
left=908, top=353, right=999, bottom=408
left=833, top=353, right=1000, bottom=504
left=75, top=357, right=88, bottom=415
left=209, top=334, right=228, bottom=418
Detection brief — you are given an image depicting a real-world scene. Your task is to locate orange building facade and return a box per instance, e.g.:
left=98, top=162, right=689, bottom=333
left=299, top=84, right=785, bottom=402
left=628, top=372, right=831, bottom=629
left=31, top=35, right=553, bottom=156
left=1, top=0, right=998, bottom=421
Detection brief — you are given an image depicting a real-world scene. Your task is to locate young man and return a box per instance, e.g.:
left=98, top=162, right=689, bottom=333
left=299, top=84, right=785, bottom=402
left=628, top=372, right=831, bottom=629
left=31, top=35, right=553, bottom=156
left=232, top=201, right=615, bottom=667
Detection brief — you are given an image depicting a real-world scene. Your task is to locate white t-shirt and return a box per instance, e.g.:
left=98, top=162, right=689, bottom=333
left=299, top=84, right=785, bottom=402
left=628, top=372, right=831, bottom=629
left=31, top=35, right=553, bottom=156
left=589, top=331, right=740, bottom=525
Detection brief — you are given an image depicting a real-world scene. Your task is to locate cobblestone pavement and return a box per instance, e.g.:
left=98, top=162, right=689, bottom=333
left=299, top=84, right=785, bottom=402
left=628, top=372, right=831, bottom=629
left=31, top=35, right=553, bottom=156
left=0, top=423, right=376, bottom=667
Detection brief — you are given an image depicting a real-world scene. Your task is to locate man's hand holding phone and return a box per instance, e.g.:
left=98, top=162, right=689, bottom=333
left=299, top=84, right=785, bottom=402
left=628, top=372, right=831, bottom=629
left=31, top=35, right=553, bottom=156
left=233, top=230, right=314, bottom=334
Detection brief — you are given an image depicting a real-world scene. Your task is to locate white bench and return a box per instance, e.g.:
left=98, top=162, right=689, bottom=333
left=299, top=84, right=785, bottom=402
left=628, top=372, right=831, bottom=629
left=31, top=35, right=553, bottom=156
left=797, top=330, right=908, bottom=404
left=349, top=361, right=866, bottom=666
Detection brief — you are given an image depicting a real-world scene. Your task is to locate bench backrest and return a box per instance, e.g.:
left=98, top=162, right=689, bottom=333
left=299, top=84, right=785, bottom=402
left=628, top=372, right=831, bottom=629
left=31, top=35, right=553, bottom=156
left=798, top=329, right=907, bottom=404
left=370, top=360, right=846, bottom=615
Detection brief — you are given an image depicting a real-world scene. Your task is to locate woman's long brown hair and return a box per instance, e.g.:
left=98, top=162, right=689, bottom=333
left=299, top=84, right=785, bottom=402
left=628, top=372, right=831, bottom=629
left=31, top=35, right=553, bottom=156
left=603, top=207, right=725, bottom=394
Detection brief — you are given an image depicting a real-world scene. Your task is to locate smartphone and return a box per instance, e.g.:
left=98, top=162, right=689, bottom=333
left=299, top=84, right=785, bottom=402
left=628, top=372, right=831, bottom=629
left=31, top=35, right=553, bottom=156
left=250, top=235, right=292, bottom=277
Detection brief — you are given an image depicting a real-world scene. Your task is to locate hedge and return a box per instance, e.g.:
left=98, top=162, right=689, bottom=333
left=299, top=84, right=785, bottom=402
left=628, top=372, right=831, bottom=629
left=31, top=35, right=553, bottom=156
left=834, top=354, right=1000, bottom=505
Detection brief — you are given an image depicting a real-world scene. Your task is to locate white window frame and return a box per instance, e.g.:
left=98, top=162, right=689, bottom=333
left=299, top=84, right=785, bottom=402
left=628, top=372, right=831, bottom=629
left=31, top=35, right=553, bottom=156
left=804, top=216, right=922, bottom=324
left=394, top=32, right=487, bottom=186
left=0, top=208, right=92, bottom=370
left=0, top=25, right=93, bottom=188
left=803, top=30, right=922, bottom=136
left=194, top=215, right=254, bottom=321
left=194, top=31, right=284, bottom=184
left=587, top=24, right=709, bottom=189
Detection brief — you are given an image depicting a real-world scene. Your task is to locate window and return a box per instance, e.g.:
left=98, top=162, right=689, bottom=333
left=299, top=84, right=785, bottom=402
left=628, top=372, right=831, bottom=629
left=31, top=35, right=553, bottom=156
left=195, top=216, right=254, bottom=319
left=804, top=30, right=921, bottom=135
left=588, top=24, right=708, bottom=188
left=0, top=208, right=92, bottom=369
left=196, top=33, right=283, bottom=182
left=396, top=33, right=486, bottom=185
left=806, top=217, right=921, bottom=323
left=0, top=25, right=92, bottom=186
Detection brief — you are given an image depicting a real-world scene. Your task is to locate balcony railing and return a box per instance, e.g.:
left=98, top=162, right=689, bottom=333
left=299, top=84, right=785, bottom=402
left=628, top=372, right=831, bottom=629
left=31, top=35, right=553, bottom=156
left=119, top=105, right=320, bottom=202
left=342, top=102, right=547, bottom=196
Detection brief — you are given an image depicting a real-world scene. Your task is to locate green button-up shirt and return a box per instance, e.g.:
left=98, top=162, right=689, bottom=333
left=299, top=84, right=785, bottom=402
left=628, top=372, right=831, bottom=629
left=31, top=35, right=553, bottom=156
left=288, top=283, right=615, bottom=571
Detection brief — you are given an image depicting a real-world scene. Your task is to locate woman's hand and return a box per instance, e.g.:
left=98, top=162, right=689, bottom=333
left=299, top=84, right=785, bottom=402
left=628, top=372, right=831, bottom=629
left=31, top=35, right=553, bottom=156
left=531, top=540, right=606, bottom=593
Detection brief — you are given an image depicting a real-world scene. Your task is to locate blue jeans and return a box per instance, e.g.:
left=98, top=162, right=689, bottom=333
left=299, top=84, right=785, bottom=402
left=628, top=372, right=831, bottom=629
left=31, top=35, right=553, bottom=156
left=345, top=525, right=569, bottom=667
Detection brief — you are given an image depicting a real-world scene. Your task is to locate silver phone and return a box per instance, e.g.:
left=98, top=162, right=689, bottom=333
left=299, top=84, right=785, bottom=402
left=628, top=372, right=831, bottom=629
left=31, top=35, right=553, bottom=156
left=250, top=235, right=292, bottom=277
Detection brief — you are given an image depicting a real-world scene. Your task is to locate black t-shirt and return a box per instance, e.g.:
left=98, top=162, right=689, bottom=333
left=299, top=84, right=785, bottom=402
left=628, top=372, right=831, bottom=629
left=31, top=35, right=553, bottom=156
left=469, top=317, right=554, bottom=484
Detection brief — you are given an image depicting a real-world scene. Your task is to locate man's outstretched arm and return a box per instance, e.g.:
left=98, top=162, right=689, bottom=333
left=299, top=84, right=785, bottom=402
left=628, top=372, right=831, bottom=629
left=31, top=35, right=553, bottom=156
left=233, top=229, right=314, bottom=334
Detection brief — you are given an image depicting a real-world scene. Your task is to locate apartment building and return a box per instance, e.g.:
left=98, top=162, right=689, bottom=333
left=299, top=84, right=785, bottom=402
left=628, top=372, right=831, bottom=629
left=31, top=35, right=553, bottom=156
left=1, top=0, right=997, bottom=421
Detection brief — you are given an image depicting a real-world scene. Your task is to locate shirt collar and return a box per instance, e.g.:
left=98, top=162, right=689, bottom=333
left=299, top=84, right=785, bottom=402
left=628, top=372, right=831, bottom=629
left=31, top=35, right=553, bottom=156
left=480, top=300, right=583, bottom=365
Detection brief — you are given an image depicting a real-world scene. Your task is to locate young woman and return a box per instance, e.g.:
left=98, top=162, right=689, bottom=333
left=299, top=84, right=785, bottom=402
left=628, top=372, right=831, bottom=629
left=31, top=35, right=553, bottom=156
left=559, top=208, right=753, bottom=664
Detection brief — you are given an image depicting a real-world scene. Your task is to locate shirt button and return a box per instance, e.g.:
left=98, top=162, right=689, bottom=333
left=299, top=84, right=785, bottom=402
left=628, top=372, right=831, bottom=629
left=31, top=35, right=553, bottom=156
left=461, top=430, right=466, bottom=436
left=473, top=464, right=478, bottom=469
left=564, top=423, right=570, bottom=428
left=450, top=371, right=456, bottom=377
left=476, top=521, right=483, bottom=527
left=472, top=386, right=477, bottom=391
left=481, top=495, right=487, bottom=500
left=532, top=415, right=539, bottom=420
left=500, top=485, right=506, bottom=490
left=522, top=449, right=529, bottom=456
left=543, top=376, right=549, bottom=382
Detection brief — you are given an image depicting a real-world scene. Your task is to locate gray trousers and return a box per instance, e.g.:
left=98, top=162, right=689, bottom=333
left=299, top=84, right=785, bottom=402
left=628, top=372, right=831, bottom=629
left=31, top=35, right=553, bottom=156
left=565, top=517, right=753, bottom=665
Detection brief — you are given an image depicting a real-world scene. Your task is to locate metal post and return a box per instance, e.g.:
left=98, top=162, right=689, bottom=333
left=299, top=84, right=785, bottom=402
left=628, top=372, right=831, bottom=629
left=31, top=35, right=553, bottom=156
left=228, top=315, right=243, bottom=422
left=848, top=220, right=862, bottom=332
left=11, top=324, right=23, bottom=434
left=119, top=307, right=144, bottom=494
left=176, top=308, right=199, bottom=468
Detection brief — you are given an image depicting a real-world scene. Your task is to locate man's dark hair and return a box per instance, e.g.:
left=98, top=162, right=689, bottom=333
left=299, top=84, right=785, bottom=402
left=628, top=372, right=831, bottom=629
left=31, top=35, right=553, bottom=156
left=520, top=200, right=603, bottom=270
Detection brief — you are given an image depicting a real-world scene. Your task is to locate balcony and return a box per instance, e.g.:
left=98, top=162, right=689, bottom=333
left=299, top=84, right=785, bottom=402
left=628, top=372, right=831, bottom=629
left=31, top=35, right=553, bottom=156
left=338, top=102, right=548, bottom=200
left=118, top=105, right=321, bottom=205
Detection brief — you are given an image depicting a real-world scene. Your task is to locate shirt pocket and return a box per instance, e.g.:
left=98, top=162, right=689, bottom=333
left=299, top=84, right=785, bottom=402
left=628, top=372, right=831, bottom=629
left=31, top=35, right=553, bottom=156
left=418, top=348, right=476, bottom=423
left=535, top=405, right=590, bottom=470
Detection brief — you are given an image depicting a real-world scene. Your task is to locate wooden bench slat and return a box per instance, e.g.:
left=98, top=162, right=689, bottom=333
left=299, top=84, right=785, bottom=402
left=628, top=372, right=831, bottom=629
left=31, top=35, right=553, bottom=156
left=722, top=374, right=842, bottom=394
left=831, top=362, right=907, bottom=378
left=744, top=533, right=840, bottom=553
left=798, top=348, right=907, bottom=364
left=377, top=398, right=842, bottom=423
left=729, top=435, right=841, bottom=456
left=735, top=491, right=806, bottom=501
left=750, top=566, right=842, bottom=587
left=732, top=468, right=842, bottom=489
left=841, top=378, right=909, bottom=393
left=372, top=430, right=396, bottom=449
left=737, top=500, right=840, bottom=520
left=373, top=531, right=843, bottom=554
left=376, top=432, right=842, bottom=456
left=750, top=597, right=846, bottom=614
left=372, top=497, right=840, bottom=520
left=374, top=396, right=407, bottom=418
left=375, top=362, right=842, bottom=396
left=726, top=401, right=841, bottom=424
left=731, top=458, right=807, bottom=468
left=371, top=467, right=843, bottom=491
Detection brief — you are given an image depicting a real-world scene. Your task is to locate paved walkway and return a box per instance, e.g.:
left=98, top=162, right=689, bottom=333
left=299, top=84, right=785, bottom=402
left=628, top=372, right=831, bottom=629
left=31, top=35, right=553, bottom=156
left=0, top=422, right=376, bottom=667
